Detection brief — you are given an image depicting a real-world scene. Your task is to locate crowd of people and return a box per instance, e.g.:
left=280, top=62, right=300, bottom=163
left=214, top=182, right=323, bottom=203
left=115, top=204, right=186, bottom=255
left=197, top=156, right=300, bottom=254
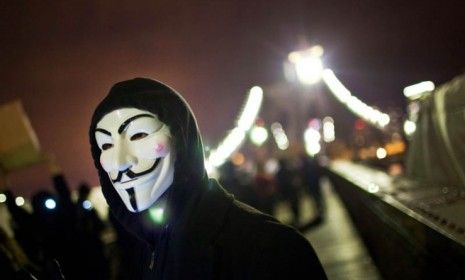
left=219, top=153, right=325, bottom=229
left=0, top=157, right=110, bottom=279
left=0, top=152, right=325, bottom=279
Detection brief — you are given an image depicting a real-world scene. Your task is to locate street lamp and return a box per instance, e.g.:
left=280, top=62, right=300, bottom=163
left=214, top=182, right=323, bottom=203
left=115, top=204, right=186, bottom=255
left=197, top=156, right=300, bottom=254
left=287, top=45, right=324, bottom=85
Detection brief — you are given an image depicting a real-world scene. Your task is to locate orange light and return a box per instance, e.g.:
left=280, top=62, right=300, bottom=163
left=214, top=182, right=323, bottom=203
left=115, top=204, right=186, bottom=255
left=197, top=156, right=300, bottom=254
left=231, top=152, right=245, bottom=166
left=385, top=141, right=406, bottom=155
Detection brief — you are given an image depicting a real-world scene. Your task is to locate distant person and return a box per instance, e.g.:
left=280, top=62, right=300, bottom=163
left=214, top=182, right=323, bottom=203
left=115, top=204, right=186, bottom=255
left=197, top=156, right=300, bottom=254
left=218, top=159, right=256, bottom=206
left=275, top=158, right=302, bottom=227
left=75, top=183, right=110, bottom=280
left=301, top=154, right=324, bottom=218
left=89, top=78, right=326, bottom=279
left=252, top=161, right=276, bottom=215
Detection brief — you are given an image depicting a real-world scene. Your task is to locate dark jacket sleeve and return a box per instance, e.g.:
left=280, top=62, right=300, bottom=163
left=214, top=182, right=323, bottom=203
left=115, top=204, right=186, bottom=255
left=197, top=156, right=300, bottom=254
left=217, top=200, right=327, bottom=279
left=269, top=223, right=327, bottom=279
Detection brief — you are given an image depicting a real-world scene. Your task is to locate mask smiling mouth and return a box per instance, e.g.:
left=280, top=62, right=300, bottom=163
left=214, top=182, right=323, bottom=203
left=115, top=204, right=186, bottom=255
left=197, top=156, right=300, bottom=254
left=111, top=158, right=162, bottom=184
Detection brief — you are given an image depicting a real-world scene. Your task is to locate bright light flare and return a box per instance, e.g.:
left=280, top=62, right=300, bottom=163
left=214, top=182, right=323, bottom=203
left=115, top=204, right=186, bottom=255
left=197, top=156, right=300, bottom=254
left=15, top=196, right=25, bottom=206
left=376, top=148, right=387, bottom=159
left=250, top=125, right=268, bottom=146
left=271, top=123, right=289, bottom=150
left=0, top=194, right=6, bottom=203
left=304, top=127, right=321, bottom=156
left=403, top=120, right=417, bottom=136
left=403, top=81, right=435, bottom=100
left=288, top=46, right=324, bottom=85
left=45, top=198, right=56, bottom=209
left=82, top=200, right=93, bottom=210
left=323, top=117, right=335, bottom=143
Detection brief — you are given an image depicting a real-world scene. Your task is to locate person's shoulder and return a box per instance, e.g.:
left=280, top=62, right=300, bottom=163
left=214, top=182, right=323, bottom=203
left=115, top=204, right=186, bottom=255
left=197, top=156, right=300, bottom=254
left=228, top=199, right=309, bottom=248
left=222, top=200, right=326, bottom=278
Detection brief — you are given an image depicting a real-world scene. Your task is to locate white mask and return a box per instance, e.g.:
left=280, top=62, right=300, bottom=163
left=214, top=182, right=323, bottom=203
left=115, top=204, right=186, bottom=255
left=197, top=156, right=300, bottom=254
left=95, top=108, right=175, bottom=212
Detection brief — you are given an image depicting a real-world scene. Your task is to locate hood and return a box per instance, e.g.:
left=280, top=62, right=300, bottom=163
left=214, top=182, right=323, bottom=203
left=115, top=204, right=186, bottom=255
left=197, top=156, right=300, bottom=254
left=89, top=78, right=208, bottom=244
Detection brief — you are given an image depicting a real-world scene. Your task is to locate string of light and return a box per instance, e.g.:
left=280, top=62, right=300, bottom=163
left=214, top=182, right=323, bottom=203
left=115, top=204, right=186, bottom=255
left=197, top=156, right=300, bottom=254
left=205, top=86, right=263, bottom=174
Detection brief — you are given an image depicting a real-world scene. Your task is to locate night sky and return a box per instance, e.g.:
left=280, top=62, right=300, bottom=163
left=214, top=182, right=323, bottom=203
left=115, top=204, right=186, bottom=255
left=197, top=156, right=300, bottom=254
left=1, top=1, right=464, bottom=195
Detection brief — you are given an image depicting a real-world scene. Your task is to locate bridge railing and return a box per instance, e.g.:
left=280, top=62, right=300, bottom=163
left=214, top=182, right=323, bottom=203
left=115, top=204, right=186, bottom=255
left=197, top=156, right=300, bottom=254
left=326, top=160, right=465, bottom=279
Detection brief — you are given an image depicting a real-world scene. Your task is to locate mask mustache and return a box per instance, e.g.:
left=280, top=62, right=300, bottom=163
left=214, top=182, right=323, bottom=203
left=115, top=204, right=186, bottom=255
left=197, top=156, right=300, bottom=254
left=111, top=158, right=161, bottom=183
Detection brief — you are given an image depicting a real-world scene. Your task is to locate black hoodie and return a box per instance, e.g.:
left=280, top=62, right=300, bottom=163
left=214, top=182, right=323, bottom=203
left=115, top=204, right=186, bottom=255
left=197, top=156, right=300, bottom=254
left=89, top=78, right=326, bottom=279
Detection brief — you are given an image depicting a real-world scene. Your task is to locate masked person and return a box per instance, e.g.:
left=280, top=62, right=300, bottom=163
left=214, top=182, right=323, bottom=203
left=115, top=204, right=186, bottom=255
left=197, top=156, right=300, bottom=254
left=89, top=78, right=327, bottom=279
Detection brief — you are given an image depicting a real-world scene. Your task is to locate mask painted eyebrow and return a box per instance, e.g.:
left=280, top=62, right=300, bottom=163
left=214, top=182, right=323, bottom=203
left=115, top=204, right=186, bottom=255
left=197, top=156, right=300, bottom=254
left=95, top=128, right=111, bottom=136
left=118, top=114, right=156, bottom=134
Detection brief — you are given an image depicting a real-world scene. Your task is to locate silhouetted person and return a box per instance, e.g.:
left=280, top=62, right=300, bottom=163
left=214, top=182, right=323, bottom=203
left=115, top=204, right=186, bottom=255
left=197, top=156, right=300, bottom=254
left=301, top=155, right=324, bottom=218
left=275, top=158, right=302, bottom=226
left=4, top=190, right=40, bottom=263
left=252, top=161, right=276, bottom=215
left=74, top=182, right=110, bottom=280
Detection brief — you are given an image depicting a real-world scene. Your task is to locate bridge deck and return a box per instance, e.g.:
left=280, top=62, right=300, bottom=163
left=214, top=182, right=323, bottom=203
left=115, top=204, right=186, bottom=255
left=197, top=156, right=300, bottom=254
left=275, top=178, right=382, bottom=279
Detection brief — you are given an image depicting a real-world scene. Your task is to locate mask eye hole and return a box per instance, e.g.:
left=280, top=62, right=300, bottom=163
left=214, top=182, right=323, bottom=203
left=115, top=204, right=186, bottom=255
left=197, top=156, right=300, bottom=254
left=102, top=143, right=113, bottom=150
left=130, top=132, right=148, bottom=141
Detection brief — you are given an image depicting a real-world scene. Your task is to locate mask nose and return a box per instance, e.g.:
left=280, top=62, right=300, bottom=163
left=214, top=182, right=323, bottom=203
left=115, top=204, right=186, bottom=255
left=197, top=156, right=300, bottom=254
left=113, top=142, right=137, bottom=172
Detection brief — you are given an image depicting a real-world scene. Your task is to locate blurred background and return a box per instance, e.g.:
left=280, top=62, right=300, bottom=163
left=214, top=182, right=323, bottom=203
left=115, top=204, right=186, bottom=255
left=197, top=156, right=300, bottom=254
left=1, top=1, right=464, bottom=279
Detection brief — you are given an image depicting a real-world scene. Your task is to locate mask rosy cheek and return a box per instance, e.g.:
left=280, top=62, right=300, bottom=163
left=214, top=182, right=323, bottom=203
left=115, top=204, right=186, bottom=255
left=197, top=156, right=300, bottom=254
left=155, top=143, right=165, bottom=153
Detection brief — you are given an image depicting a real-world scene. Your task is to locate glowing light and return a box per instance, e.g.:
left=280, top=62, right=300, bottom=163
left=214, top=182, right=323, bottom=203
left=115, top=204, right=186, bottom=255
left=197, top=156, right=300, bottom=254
left=376, top=148, right=387, bottom=159
left=305, top=142, right=321, bottom=156
left=206, top=86, right=264, bottom=171
left=304, top=128, right=321, bottom=143
left=322, top=69, right=390, bottom=129
left=208, top=127, right=246, bottom=167
left=250, top=125, right=268, bottom=146
left=237, top=86, right=264, bottom=130
left=82, top=200, right=93, bottom=210
left=231, top=152, right=245, bottom=166
left=0, top=194, right=6, bottom=203
left=368, top=183, right=380, bottom=193
left=304, top=127, right=321, bottom=156
left=385, top=141, right=406, bottom=155
left=288, top=45, right=324, bottom=85
left=264, top=158, right=279, bottom=174
left=323, top=117, right=335, bottom=142
left=403, top=120, right=417, bottom=136
left=149, top=207, right=164, bottom=224
left=15, top=196, right=25, bottom=206
left=403, top=81, right=435, bottom=100
left=271, top=123, right=289, bottom=150
left=45, top=198, right=56, bottom=209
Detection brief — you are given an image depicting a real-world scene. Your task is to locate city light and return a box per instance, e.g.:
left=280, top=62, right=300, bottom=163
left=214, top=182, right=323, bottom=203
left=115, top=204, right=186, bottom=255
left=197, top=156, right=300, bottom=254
left=15, top=196, right=25, bottom=206
left=403, top=81, right=435, bottom=100
left=304, top=127, right=322, bottom=156
left=376, top=147, right=387, bottom=159
left=271, top=122, right=289, bottom=150
left=206, top=86, right=264, bottom=171
left=82, top=200, right=93, bottom=210
left=288, top=45, right=324, bottom=85
left=323, top=117, right=335, bottom=142
left=403, top=120, right=417, bottom=136
left=0, top=193, right=6, bottom=203
left=322, top=69, right=391, bottom=129
left=368, top=183, right=380, bottom=193
left=45, top=198, right=56, bottom=209
left=250, top=125, right=268, bottom=146
left=237, top=86, right=264, bottom=131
